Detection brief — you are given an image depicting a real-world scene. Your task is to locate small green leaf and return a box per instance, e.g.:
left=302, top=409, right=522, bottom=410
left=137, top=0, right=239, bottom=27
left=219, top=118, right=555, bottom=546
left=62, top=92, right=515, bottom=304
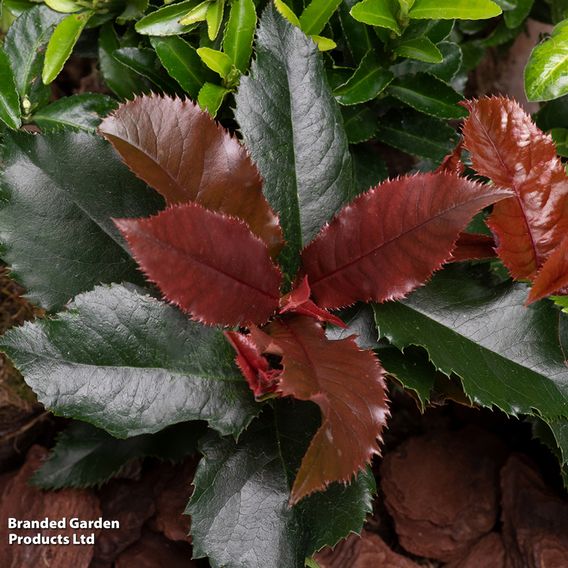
left=113, top=47, right=179, bottom=93
left=179, top=0, right=210, bottom=25
left=503, top=0, right=533, bottom=28
left=44, top=0, right=80, bottom=13
left=350, top=0, right=401, bottom=34
left=342, top=105, right=378, bottom=143
left=42, top=11, right=93, bottom=85
left=334, top=51, right=393, bottom=105
left=32, top=420, right=206, bottom=489
left=311, top=35, right=336, bottom=50
left=375, top=108, right=459, bottom=160
left=409, top=0, right=502, bottom=19
left=0, top=284, right=259, bottom=438
left=197, top=46, right=233, bottom=79
left=4, top=6, right=63, bottom=110
left=135, top=0, right=199, bottom=36
left=223, top=0, right=256, bottom=73
left=32, top=93, right=117, bottom=132
left=206, top=0, right=225, bottom=40
left=0, top=46, right=21, bottom=129
left=388, top=72, right=467, bottom=118
left=525, top=20, right=568, bottom=102
left=299, top=0, right=342, bottom=35
left=151, top=36, right=214, bottom=98
left=188, top=404, right=375, bottom=568
left=198, top=81, right=229, bottom=116
left=274, top=0, right=301, bottom=26
left=394, top=36, right=443, bottom=63
left=98, top=24, right=150, bottom=99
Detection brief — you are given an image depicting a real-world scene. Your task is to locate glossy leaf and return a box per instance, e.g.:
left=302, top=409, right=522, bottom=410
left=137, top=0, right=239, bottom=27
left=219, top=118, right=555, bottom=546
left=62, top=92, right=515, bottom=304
left=301, top=173, right=511, bottom=309
left=42, top=11, right=92, bottom=85
left=135, top=0, right=199, bottom=36
left=525, top=20, right=568, bottom=102
left=451, top=233, right=496, bottom=261
left=528, top=237, right=568, bottom=304
left=223, top=0, right=256, bottom=73
left=393, top=37, right=443, bottom=63
left=503, top=0, right=533, bottom=28
left=113, top=47, right=179, bottom=93
left=150, top=37, right=213, bottom=99
left=98, top=24, right=149, bottom=100
left=333, top=51, right=394, bottom=106
left=116, top=204, right=282, bottom=326
left=408, top=0, right=502, bottom=19
left=250, top=317, right=386, bottom=504
left=342, top=106, right=378, bottom=144
left=274, top=0, right=301, bottom=26
left=462, top=97, right=568, bottom=279
left=235, top=5, right=353, bottom=277
left=45, top=0, right=81, bottom=13
left=206, top=0, right=225, bottom=40
left=4, top=6, right=63, bottom=110
left=32, top=421, right=205, bottom=489
left=388, top=73, right=467, bottom=119
left=375, top=109, right=459, bottom=161
left=188, top=406, right=376, bottom=568
left=32, top=93, right=117, bottom=132
left=197, top=47, right=233, bottom=79
left=99, top=95, right=283, bottom=257
left=374, top=265, right=568, bottom=420
left=179, top=0, right=209, bottom=25
left=0, top=46, right=21, bottom=129
left=0, top=284, right=257, bottom=437
left=197, top=82, right=229, bottom=116
left=350, top=0, right=400, bottom=34
left=299, top=0, right=341, bottom=35
left=0, top=130, right=162, bottom=311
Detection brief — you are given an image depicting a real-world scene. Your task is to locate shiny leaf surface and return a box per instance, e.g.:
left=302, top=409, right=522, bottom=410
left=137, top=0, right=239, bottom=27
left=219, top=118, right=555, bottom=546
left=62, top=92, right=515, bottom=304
left=0, top=46, right=21, bottom=129
left=223, top=0, right=256, bottom=73
left=528, top=237, right=568, bottom=304
left=116, top=204, right=282, bottom=326
left=409, top=0, right=502, bottom=19
left=301, top=173, right=511, bottom=309
left=100, top=95, right=283, bottom=257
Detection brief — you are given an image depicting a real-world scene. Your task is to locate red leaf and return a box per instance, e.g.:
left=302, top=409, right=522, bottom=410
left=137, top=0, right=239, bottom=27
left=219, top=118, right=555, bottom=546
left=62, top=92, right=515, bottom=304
left=450, top=233, right=497, bottom=262
left=527, top=237, right=568, bottom=304
left=99, top=95, right=284, bottom=258
left=301, top=172, right=511, bottom=309
left=436, top=141, right=465, bottom=176
left=115, top=204, right=282, bottom=326
left=253, top=316, right=388, bottom=505
left=279, top=276, right=347, bottom=328
left=224, top=331, right=280, bottom=398
left=462, top=97, right=568, bottom=279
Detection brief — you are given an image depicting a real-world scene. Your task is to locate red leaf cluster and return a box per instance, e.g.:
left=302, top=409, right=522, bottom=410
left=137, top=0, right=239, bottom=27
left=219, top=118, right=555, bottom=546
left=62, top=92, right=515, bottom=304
left=101, top=95, right=512, bottom=504
left=461, top=97, right=568, bottom=304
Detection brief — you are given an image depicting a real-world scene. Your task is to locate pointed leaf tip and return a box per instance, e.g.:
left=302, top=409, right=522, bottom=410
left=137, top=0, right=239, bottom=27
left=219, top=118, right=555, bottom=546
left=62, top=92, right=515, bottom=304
left=301, top=172, right=512, bottom=309
left=115, top=203, right=282, bottom=326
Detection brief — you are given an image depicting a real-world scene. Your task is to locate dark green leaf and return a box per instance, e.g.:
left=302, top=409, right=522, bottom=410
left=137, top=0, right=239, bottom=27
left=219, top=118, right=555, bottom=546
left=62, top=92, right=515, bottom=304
left=373, top=265, right=568, bottom=420
left=135, top=0, right=199, bottom=36
left=235, top=5, right=353, bottom=278
left=42, top=11, right=92, bottom=85
left=338, top=0, right=372, bottom=62
left=32, top=420, right=206, bottom=489
left=117, top=0, right=149, bottom=24
left=223, top=0, right=256, bottom=73
left=392, top=42, right=463, bottom=83
left=299, top=0, right=341, bottom=35
left=151, top=36, right=213, bottom=99
left=534, top=95, right=568, bottom=131
left=0, top=284, right=258, bottom=438
left=393, top=37, right=443, bottom=63
left=409, top=0, right=502, bottom=19
left=351, top=144, right=388, bottom=192
left=98, top=24, right=149, bottom=99
left=342, top=105, right=378, bottom=143
left=350, top=0, right=400, bottom=34
left=0, top=46, right=21, bottom=129
left=525, top=20, right=568, bottom=102
left=198, top=82, right=229, bottom=116
left=4, top=6, right=63, bottom=111
left=504, top=0, right=533, bottom=28
left=113, top=47, right=179, bottom=93
left=375, top=108, right=459, bottom=161
left=188, top=403, right=375, bottom=568
left=551, top=127, right=568, bottom=157
left=326, top=304, right=378, bottom=349
left=32, top=93, right=117, bottom=132
left=334, top=51, right=393, bottom=105
left=0, top=130, right=162, bottom=310
left=388, top=73, right=467, bottom=119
